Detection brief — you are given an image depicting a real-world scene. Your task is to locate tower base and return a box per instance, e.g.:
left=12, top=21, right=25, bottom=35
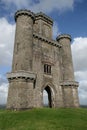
left=7, top=71, right=36, bottom=110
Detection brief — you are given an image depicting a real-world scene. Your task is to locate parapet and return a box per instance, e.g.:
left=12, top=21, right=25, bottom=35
left=35, top=12, right=53, bottom=25
left=33, top=33, right=62, bottom=48
left=56, top=34, right=72, bottom=41
left=7, top=71, right=36, bottom=81
left=15, top=9, right=35, bottom=21
left=60, top=81, right=79, bottom=87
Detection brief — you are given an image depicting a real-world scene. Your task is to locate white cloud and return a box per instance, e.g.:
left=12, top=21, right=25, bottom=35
left=2, top=0, right=32, bottom=8
left=53, top=22, right=60, bottom=39
left=78, top=81, right=87, bottom=105
left=72, top=37, right=87, bottom=105
left=2, top=0, right=76, bottom=13
left=72, top=37, right=87, bottom=72
left=0, top=73, right=8, bottom=104
left=0, top=82, right=8, bottom=104
left=31, top=0, right=74, bottom=13
left=75, top=71, right=87, bottom=81
left=0, top=18, right=15, bottom=66
left=0, top=18, right=15, bottom=104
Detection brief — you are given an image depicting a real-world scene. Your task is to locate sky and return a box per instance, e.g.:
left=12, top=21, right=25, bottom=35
left=0, top=0, right=87, bottom=105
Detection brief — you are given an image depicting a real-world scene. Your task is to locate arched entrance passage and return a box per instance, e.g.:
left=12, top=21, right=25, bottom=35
left=43, top=86, right=52, bottom=108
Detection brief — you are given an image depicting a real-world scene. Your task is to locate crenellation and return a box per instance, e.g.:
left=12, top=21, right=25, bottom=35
left=33, top=33, right=62, bottom=48
left=60, top=81, right=79, bottom=87
left=15, top=10, right=35, bottom=21
left=56, top=34, right=72, bottom=42
left=35, top=12, right=53, bottom=25
left=34, top=12, right=53, bottom=38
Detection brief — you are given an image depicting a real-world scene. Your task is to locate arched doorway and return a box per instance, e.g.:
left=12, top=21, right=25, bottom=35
left=43, top=86, right=52, bottom=108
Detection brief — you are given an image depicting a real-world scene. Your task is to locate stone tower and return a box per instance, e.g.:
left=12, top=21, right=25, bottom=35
left=7, top=10, right=79, bottom=110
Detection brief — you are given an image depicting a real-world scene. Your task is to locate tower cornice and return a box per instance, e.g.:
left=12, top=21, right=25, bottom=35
left=33, top=33, right=62, bottom=48
left=7, top=71, right=36, bottom=81
left=15, top=9, right=35, bottom=21
left=35, top=12, right=53, bottom=25
left=56, top=34, right=72, bottom=42
left=60, top=81, right=79, bottom=87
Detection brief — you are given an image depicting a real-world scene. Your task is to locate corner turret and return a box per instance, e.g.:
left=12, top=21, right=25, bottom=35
left=12, top=10, right=35, bottom=71
left=57, top=34, right=74, bottom=81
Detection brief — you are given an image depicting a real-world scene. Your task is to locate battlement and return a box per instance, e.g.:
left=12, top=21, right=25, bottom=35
left=56, top=34, right=72, bottom=41
left=15, top=9, right=35, bottom=21
left=7, top=71, right=36, bottom=80
left=35, top=12, right=53, bottom=25
left=60, top=81, right=79, bottom=87
left=33, top=33, right=62, bottom=48
left=15, top=10, right=53, bottom=25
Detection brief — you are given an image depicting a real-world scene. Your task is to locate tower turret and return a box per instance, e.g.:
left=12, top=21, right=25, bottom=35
left=57, top=34, right=74, bottom=81
left=12, top=10, right=35, bottom=71
left=6, top=10, right=36, bottom=110
left=57, top=34, right=79, bottom=107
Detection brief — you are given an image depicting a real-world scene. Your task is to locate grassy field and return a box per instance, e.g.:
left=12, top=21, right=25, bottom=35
left=0, top=108, right=87, bottom=130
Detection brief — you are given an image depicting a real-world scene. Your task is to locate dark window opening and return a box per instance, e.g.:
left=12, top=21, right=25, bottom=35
left=44, top=64, right=51, bottom=74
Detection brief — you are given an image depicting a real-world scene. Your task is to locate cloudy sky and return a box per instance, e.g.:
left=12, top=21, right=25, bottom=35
left=0, top=0, right=87, bottom=105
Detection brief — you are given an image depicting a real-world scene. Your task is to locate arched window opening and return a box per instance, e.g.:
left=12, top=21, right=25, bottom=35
left=43, top=86, right=52, bottom=108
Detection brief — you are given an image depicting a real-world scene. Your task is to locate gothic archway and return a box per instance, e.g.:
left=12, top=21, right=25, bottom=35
left=43, top=86, right=52, bottom=108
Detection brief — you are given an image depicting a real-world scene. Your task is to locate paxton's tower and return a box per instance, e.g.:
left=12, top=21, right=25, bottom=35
left=7, top=10, right=79, bottom=109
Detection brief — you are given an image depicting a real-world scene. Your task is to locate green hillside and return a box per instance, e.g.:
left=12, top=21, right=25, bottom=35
left=0, top=108, right=87, bottom=130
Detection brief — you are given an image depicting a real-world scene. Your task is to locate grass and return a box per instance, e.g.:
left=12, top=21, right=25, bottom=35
left=0, top=108, right=87, bottom=130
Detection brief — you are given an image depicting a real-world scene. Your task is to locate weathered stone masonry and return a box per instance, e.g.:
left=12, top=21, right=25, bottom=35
left=7, top=10, right=79, bottom=109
